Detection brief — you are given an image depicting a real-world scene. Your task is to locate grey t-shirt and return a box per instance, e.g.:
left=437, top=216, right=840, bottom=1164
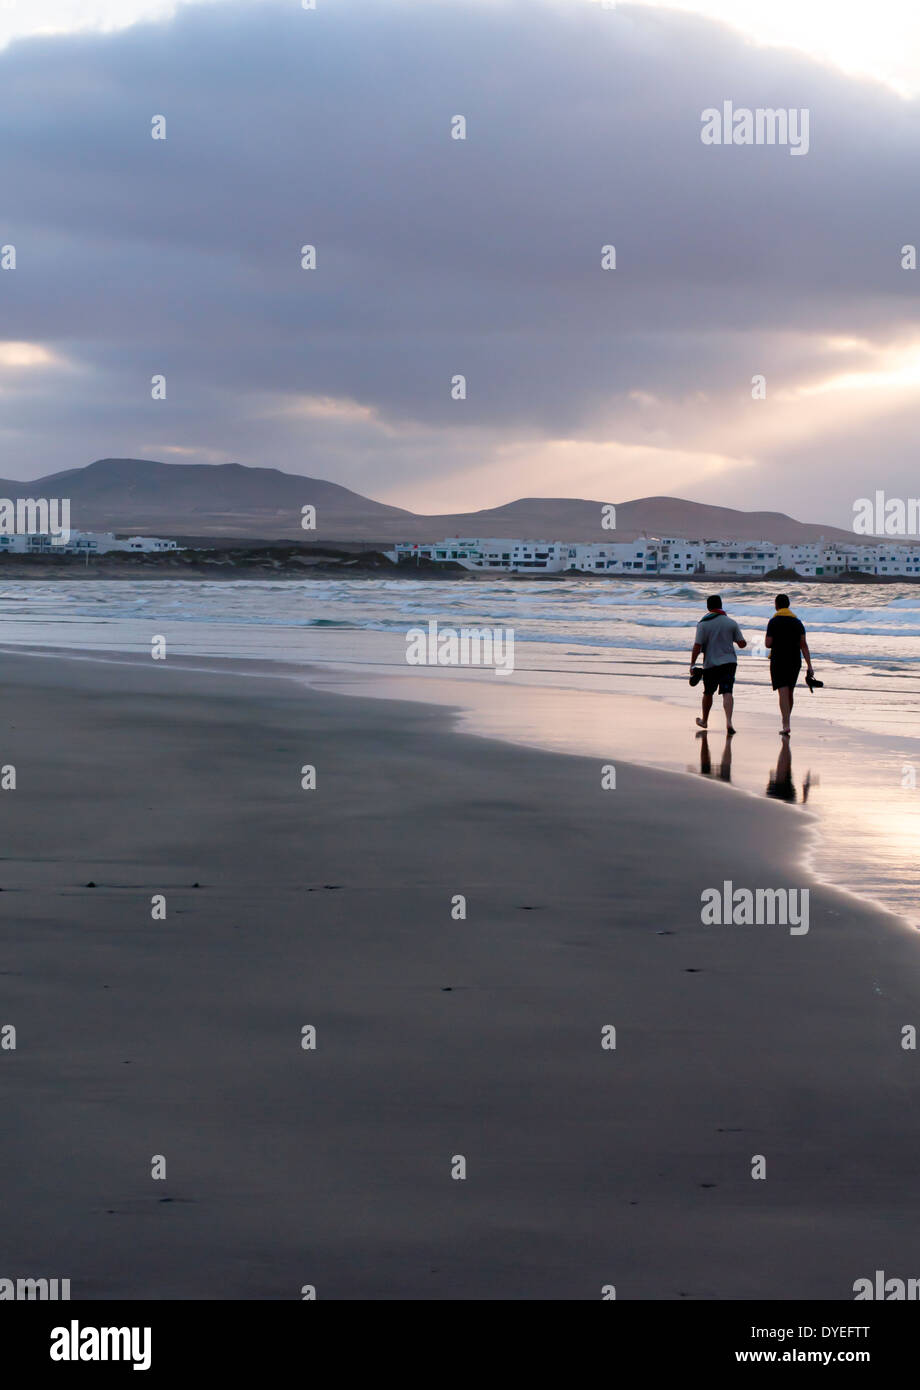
left=694, top=612, right=744, bottom=668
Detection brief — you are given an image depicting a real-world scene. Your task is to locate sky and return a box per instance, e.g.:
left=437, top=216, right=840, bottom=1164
left=1, top=0, right=918, bottom=526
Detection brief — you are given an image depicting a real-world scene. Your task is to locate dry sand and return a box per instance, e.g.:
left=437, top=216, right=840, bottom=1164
left=1, top=651, right=919, bottom=1299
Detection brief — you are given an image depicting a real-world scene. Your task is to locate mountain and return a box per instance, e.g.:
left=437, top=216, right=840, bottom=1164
left=0, top=458, right=870, bottom=545
left=0, top=458, right=412, bottom=539
left=410, top=496, right=862, bottom=546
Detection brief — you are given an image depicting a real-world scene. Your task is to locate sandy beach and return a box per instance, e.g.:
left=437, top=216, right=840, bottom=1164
left=1, top=649, right=919, bottom=1299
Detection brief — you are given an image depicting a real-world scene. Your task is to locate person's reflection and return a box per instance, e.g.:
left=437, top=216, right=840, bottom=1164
left=767, top=738, right=813, bottom=803
left=696, top=730, right=733, bottom=783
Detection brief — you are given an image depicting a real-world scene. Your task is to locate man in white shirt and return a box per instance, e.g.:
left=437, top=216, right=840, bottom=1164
left=690, top=594, right=747, bottom=735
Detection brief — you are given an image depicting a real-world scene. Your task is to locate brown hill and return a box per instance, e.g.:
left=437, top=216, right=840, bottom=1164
left=5, top=458, right=873, bottom=545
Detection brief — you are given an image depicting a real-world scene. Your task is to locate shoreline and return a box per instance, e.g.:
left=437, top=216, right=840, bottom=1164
left=2, top=547, right=920, bottom=584
left=2, top=639, right=918, bottom=937
left=306, top=667, right=920, bottom=940
left=2, top=562, right=919, bottom=584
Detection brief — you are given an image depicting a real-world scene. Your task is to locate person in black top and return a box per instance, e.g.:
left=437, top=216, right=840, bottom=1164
left=764, top=593, right=814, bottom=737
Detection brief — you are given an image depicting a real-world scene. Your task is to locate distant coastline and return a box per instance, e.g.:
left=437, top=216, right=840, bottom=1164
left=0, top=546, right=917, bottom=582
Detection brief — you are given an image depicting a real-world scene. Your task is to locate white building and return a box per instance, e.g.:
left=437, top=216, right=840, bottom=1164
left=387, top=535, right=920, bottom=578
left=388, top=539, right=570, bottom=571
left=0, top=531, right=181, bottom=556
left=116, top=536, right=181, bottom=553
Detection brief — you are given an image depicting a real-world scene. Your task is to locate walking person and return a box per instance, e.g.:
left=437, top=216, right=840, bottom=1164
left=765, top=592, right=814, bottom=737
left=689, top=594, right=746, bottom=735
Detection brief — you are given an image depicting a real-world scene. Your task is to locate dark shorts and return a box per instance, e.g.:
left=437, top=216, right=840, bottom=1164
left=702, top=662, right=736, bottom=695
left=770, top=661, right=801, bottom=692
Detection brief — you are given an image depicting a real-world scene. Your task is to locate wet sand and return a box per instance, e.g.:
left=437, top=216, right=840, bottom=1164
left=311, top=659, right=920, bottom=929
left=2, top=650, right=920, bottom=1299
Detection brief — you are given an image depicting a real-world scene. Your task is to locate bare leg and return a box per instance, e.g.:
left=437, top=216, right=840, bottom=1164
left=722, top=691, right=735, bottom=733
left=778, top=687, right=792, bottom=734
left=697, top=691, right=713, bottom=728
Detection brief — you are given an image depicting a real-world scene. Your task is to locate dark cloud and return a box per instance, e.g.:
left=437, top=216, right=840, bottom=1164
left=0, top=0, right=918, bottom=524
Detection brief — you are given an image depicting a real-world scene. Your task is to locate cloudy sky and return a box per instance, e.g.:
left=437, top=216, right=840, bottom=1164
left=1, top=0, right=918, bottom=527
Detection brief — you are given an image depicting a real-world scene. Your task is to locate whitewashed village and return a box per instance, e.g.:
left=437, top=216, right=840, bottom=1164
left=6, top=526, right=920, bottom=580
left=0, top=532, right=180, bottom=556
left=387, top=536, right=920, bottom=578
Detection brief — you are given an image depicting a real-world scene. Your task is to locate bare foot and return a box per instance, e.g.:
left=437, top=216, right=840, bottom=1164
left=696, top=717, right=708, bottom=729
left=726, top=727, right=736, bottom=735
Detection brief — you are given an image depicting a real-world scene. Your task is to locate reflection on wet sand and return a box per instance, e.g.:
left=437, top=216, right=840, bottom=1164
left=691, top=731, right=817, bottom=806
left=693, top=730, right=733, bottom=783
left=766, top=738, right=814, bottom=804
